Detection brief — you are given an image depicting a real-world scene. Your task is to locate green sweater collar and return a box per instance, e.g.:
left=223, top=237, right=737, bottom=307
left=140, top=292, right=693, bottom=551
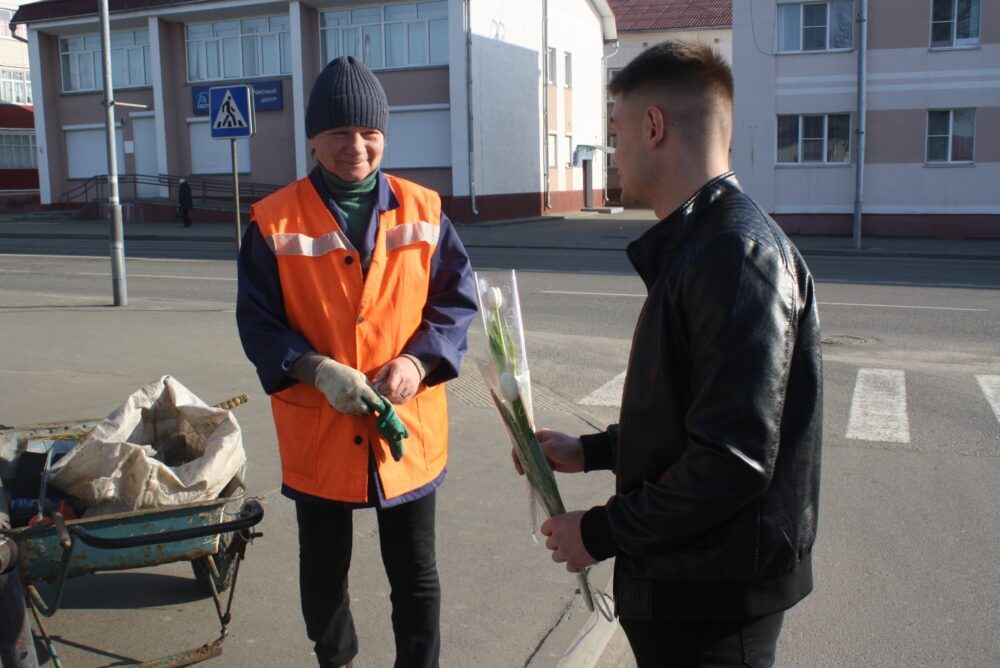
left=320, top=165, right=379, bottom=200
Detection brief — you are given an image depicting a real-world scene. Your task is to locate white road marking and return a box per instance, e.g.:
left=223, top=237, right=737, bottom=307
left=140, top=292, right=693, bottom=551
left=0, top=253, right=222, bottom=263
left=819, top=302, right=987, bottom=312
left=537, top=290, right=989, bottom=312
left=0, top=269, right=235, bottom=281
left=976, top=376, right=1000, bottom=424
left=580, top=371, right=627, bottom=406
left=541, top=290, right=644, bottom=298
left=846, top=368, right=910, bottom=443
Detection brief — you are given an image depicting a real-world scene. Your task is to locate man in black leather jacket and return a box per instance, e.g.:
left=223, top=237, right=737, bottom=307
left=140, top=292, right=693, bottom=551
left=525, top=42, right=823, bottom=666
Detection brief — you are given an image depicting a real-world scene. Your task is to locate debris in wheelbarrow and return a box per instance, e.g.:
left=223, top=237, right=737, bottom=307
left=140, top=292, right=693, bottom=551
left=46, top=376, right=247, bottom=517
left=0, top=383, right=264, bottom=667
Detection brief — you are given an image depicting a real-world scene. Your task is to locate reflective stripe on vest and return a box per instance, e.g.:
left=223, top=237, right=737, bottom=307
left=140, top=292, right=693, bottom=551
left=251, top=174, right=449, bottom=503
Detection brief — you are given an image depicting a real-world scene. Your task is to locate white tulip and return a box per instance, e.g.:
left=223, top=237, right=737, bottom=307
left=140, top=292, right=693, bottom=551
left=485, top=286, right=504, bottom=310
left=499, top=372, right=520, bottom=402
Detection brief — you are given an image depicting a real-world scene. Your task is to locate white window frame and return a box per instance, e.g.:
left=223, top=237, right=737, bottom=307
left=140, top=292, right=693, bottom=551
left=929, top=0, right=980, bottom=48
left=546, top=133, right=558, bottom=169
left=0, top=130, right=37, bottom=169
left=186, top=16, right=292, bottom=83
left=60, top=30, right=151, bottom=93
left=319, top=2, right=448, bottom=71
left=1, top=68, right=32, bottom=105
left=564, top=52, right=572, bottom=88
left=545, top=47, right=557, bottom=85
left=565, top=134, right=573, bottom=167
left=776, top=1, right=854, bottom=54
left=777, top=113, right=851, bottom=165
left=188, top=118, right=251, bottom=174
left=926, top=108, right=975, bottom=164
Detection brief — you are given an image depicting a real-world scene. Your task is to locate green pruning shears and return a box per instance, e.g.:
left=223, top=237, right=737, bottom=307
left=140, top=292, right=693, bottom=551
left=363, top=391, right=409, bottom=462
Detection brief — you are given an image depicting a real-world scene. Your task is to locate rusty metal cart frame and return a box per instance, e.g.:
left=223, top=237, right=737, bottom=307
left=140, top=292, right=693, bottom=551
left=0, top=400, right=264, bottom=668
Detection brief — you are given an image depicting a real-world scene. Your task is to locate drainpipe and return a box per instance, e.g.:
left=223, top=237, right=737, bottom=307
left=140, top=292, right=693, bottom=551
left=542, top=0, right=550, bottom=209
left=852, top=0, right=868, bottom=250
left=9, top=21, right=28, bottom=44
left=600, top=40, right=619, bottom=204
left=464, top=0, right=478, bottom=217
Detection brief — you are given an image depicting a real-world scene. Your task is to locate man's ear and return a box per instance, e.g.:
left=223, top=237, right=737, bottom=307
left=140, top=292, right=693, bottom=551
left=644, top=106, right=667, bottom=148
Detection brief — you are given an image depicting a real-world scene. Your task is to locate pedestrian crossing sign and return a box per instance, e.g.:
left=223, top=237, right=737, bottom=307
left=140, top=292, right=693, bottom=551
left=209, top=85, right=255, bottom=139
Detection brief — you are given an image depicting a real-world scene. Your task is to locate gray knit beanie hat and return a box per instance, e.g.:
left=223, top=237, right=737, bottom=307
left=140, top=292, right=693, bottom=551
left=306, top=56, right=388, bottom=138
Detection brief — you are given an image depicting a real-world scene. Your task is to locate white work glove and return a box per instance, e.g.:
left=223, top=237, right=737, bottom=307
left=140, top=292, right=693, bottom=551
left=313, top=357, right=380, bottom=416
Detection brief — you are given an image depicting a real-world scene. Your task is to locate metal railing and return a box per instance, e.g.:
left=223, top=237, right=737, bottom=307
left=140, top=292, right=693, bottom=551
left=59, top=173, right=284, bottom=208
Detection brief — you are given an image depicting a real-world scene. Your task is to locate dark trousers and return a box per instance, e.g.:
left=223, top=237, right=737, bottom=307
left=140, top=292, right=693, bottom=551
left=620, top=611, right=785, bottom=668
left=296, top=492, right=441, bottom=668
left=181, top=208, right=192, bottom=226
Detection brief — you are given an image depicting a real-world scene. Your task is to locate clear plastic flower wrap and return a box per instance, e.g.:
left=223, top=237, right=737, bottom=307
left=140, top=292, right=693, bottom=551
left=474, top=270, right=596, bottom=612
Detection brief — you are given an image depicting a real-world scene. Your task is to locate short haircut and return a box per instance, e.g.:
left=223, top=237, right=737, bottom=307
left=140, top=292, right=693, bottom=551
left=608, top=41, right=733, bottom=125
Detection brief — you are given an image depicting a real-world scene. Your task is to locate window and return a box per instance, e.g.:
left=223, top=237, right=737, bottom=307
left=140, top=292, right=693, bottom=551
left=0, top=131, right=36, bottom=169
left=777, top=113, right=850, bottom=163
left=1, top=9, right=26, bottom=39
left=1, top=68, right=32, bottom=104
left=564, top=52, right=572, bottom=88
left=545, top=48, right=556, bottom=85
left=565, top=135, right=573, bottom=166
left=65, top=126, right=125, bottom=179
left=927, top=109, right=975, bottom=162
left=60, top=30, right=151, bottom=92
left=547, top=133, right=557, bottom=168
left=931, top=0, right=980, bottom=47
left=187, top=16, right=291, bottom=82
left=777, top=2, right=853, bottom=52
left=607, top=67, right=620, bottom=101
left=320, top=2, right=447, bottom=70
left=189, top=120, right=250, bottom=173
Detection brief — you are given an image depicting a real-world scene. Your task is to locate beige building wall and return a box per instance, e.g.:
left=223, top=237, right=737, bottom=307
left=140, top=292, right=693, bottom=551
left=0, top=39, right=29, bottom=69
left=733, top=0, right=998, bottom=235
left=1, top=3, right=29, bottom=69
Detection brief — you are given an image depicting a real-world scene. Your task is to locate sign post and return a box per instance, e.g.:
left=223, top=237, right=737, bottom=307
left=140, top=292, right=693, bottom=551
left=209, top=85, right=255, bottom=250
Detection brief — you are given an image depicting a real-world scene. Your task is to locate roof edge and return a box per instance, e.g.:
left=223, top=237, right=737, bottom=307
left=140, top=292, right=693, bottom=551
left=588, top=0, right=618, bottom=43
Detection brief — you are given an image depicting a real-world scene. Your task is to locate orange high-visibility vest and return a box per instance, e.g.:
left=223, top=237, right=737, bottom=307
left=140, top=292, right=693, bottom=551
left=251, top=174, right=448, bottom=503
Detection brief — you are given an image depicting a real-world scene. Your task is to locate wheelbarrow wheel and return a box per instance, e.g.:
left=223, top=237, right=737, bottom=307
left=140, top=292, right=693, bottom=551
left=192, top=530, right=237, bottom=595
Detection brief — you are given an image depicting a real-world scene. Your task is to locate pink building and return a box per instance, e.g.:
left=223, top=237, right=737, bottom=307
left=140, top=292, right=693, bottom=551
left=733, top=0, right=999, bottom=238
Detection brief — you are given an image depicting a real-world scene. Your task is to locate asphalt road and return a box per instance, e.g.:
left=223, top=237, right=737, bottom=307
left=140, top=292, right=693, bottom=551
left=1, top=237, right=998, bottom=667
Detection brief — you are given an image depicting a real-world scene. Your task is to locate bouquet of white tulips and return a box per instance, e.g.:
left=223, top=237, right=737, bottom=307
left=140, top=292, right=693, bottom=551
left=474, top=270, right=596, bottom=611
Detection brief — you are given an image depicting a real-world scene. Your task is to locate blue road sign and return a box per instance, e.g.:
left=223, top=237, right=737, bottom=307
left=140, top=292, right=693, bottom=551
left=209, top=85, right=255, bottom=139
left=193, top=80, right=283, bottom=115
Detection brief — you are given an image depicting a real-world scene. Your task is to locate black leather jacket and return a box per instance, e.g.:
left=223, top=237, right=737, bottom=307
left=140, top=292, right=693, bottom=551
left=579, top=173, right=823, bottom=620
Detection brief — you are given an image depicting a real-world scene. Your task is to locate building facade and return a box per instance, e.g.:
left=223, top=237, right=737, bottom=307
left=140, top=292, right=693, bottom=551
left=604, top=0, right=732, bottom=202
left=12, top=0, right=616, bottom=221
left=733, top=0, right=999, bottom=238
left=2, top=3, right=37, bottom=194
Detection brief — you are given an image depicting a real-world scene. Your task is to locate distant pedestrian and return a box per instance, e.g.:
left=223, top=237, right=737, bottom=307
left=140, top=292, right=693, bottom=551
left=178, top=178, right=193, bottom=227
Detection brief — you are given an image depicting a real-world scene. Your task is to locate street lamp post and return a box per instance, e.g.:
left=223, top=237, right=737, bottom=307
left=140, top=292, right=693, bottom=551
left=99, top=0, right=127, bottom=305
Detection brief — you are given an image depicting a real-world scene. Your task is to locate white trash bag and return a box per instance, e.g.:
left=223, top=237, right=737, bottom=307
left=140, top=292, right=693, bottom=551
left=48, top=375, right=247, bottom=517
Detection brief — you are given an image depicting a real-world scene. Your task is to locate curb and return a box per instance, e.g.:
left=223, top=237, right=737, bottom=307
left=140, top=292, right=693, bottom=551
left=1, top=231, right=998, bottom=262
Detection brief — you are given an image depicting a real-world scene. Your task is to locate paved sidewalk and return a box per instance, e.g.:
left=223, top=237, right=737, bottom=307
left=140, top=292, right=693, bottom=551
left=1, top=209, right=999, bottom=260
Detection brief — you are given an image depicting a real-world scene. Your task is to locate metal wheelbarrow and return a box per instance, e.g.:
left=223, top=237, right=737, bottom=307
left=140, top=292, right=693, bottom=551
left=0, top=396, right=264, bottom=668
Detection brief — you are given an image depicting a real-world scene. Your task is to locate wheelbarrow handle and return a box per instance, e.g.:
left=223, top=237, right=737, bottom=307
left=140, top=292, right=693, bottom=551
left=68, top=499, right=264, bottom=551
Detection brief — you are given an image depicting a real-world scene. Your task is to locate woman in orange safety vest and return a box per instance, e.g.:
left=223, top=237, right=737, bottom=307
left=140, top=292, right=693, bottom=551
left=236, top=56, right=476, bottom=668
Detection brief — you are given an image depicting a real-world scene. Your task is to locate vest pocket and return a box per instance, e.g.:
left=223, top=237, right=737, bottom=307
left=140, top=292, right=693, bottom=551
left=415, top=392, right=446, bottom=469
left=272, top=395, right=320, bottom=482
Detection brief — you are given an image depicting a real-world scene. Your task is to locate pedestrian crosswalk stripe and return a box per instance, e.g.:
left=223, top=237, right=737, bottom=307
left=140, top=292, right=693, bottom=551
left=580, top=370, right=626, bottom=406
left=976, top=375, right=1000, bottom=424
left=846, top=368, right=910, bottom=443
